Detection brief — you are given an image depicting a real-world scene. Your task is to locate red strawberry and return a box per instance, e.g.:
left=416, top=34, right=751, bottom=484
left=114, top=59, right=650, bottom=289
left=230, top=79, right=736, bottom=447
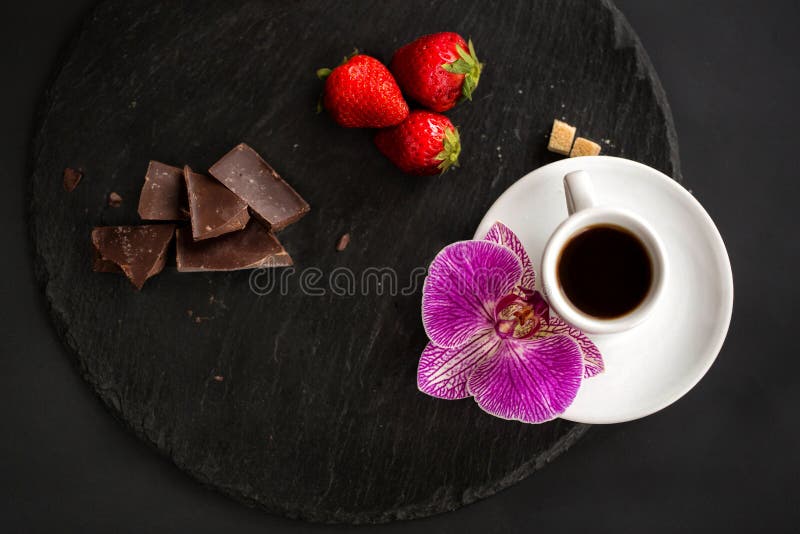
left=317, top=54, right=409, bottom=128
left=374, top=110, right=461, bottom=176
left=390, top=32, right=483, bottom=112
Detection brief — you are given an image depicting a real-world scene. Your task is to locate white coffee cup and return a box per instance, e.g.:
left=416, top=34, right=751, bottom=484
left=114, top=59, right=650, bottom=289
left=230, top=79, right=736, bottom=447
left=541, top=170, right=668, bottom=334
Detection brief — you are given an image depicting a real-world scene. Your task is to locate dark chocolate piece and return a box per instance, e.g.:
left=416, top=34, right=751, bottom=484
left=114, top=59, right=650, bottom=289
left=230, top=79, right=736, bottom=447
left=336, top=233, right=350, bottom=251
left=108, top=191, right=123, bottom=207
left=175, top=222, right=292, bottom=272
left=63, top=168, right=82, bottom=192
left=184, top=165, right=250, bottom=241
left=91, top=225, right=175, bottom=289
left=208, top=143, right=309, bottom=230
left=137, top=161, right=189, bottom=221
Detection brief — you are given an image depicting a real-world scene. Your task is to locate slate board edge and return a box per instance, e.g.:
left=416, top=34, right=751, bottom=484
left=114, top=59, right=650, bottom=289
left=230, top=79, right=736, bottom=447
left=602, top=0, right=682, bottom=182
left=25, top=0, right=680, bottom=525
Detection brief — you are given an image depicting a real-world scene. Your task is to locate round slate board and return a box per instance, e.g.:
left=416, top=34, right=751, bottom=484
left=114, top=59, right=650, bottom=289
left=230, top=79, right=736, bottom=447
left=29, top=0, right=680, bottom=524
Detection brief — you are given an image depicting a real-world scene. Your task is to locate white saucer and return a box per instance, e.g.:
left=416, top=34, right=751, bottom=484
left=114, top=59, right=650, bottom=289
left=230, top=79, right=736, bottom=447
left=474, top=156, right=733, bottom=424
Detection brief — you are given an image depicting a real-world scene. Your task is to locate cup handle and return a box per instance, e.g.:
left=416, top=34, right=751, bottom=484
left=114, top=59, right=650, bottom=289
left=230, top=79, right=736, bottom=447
left=564, top=170, right=597, bottom=214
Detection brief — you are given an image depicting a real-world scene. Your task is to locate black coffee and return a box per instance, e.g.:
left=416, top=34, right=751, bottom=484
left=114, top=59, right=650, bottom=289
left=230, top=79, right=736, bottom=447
left=557, top=224, right=652, bottom=319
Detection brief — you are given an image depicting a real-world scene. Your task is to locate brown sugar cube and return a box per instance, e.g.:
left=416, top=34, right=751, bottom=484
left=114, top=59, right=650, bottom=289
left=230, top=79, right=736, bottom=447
left=547, top=119, right=576, bottom=155
left=569, top=137, right=602, bottom=157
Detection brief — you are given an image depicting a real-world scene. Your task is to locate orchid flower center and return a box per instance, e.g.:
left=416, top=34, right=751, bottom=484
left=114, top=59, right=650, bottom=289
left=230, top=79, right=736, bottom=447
left=493, top=290, right=549, bottom=340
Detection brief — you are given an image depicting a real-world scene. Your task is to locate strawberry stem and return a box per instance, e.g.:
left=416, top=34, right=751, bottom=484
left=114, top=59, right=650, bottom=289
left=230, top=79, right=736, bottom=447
left=343, top=48, right=360, bottom=62
left=317, top=48, right=360, bottom=80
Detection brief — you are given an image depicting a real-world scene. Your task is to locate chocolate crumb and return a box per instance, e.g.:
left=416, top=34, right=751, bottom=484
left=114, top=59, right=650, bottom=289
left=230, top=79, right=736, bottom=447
left=213, top=375, right=224, bottom=382
left=336, top=233, right=350, bottom=251
left=63, top=168, right=83, bottom=192
left=108, top=192, right=123, bottom=207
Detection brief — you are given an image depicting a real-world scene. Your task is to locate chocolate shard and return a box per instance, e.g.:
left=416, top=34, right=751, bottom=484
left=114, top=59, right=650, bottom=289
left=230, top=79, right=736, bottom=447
left=184, top=165, right=250, bottom=241
left=176, top=222, right=292, bottom=272
left=137, top=161, right=189, bottom=221
left=208, top=143, right=310, bottom=231
left=63, top=167, right=83, bottom=192
left=91, top=225, right=175, bottom=289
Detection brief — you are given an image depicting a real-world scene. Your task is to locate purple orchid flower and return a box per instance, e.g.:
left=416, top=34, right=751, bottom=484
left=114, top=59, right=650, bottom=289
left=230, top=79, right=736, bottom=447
left=418, top=222, right=604, bottom=424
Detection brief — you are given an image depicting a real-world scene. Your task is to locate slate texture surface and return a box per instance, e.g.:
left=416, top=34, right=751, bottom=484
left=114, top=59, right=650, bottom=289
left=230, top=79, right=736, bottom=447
left=29, top=0, right=679, bottom=524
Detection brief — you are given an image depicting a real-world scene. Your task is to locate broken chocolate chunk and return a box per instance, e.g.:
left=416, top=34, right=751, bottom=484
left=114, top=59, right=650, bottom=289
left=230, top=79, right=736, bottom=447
left=184, top=165, right=250, bottom=241
left=63, top=168, right=83, bottom=192
left=208, top=143, right=309, bottom=230
left=108, top=191, right=123, bottom=207
left=91, top=225, right=175, bottom=289
left=175, top=222, right=292, bottom=272
left=137, top=161, right=189, bottom=221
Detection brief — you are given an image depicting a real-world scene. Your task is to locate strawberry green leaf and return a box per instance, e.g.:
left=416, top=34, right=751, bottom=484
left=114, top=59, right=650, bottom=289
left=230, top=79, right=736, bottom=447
left=441, top=39, right=483, bottom=101
left=436, top=127, right=461, bottom=174
left=316, top=67, right=332, bottom=80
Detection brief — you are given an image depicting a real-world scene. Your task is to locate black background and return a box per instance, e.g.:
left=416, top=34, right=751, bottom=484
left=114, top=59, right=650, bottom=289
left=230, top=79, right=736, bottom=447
left=2, top=1, right=798, bottom=532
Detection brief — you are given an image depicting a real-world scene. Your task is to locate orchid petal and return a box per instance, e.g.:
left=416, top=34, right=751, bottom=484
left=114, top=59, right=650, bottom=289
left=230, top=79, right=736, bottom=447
left=418, top=329, right=500, bottom=399
left=538, top=317, right=604, bottom=378
left=467, top=336, right=584, bottom=423
left=483, top=221, right=535, bottom=291
left=422, top=240, right=522, bottom=349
